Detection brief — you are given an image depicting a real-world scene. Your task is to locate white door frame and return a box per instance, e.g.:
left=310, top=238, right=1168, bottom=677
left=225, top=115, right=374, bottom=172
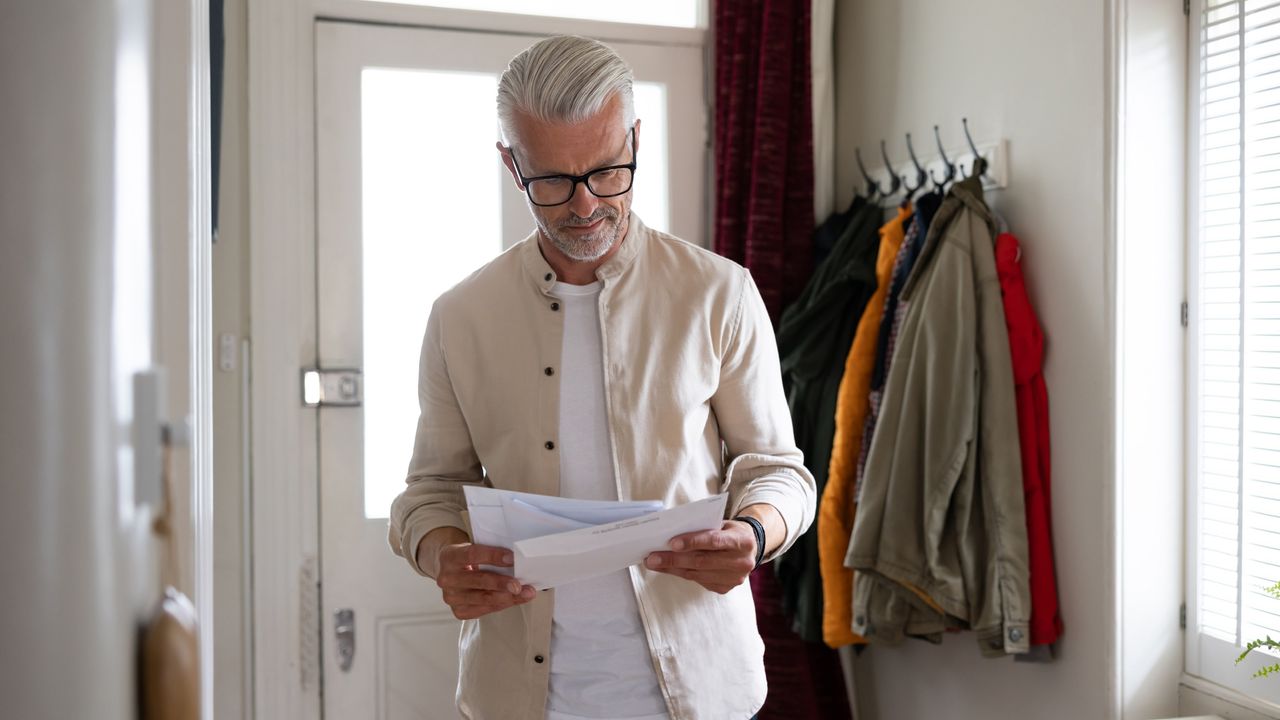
left=153, top=0, right=216, bottom=716
left=246, top=2, right=705, bottom=716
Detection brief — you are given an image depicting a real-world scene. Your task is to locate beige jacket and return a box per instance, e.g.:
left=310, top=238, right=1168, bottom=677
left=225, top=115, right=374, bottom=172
left=388, top=215, right=816, bottom=720
left=846, top=177, right=1032, bottom=656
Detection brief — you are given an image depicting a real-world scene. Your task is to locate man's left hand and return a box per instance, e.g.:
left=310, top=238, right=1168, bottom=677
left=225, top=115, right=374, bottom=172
left=644, top=520, right=757, bottom=594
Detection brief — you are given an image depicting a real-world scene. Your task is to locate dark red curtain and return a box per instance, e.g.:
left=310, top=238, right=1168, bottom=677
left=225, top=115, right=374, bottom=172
left=714, top=0, right=816, bottom=324
left=751, top=569, right=852, bottom=719
left=716, top=2, right=849, bottom=718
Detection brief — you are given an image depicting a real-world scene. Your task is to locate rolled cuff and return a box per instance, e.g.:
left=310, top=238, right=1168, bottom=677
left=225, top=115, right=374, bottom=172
left=389, top=502, right=468, bottom=577
left=721, top=453, right=816, bottom=564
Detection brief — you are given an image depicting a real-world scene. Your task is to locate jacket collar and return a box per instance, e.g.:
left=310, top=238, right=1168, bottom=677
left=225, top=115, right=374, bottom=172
left=521, top=212, right=646, bottom=294
left=948, top=174, right=995, bottom=227
left=900, top=174, right=995, bottom=301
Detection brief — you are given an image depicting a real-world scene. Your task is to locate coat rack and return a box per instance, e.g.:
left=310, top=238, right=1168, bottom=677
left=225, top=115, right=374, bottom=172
left=854, top=118, right=1009, bottom=205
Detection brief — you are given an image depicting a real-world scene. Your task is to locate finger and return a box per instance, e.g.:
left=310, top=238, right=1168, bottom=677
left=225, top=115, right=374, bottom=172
left=647, top=550, right=741, bottom=571
left=646, top=551, right=696, bottom=570
left=448, top=589, right=536, bottom=620
left=445, top=584, right=535, bottom=604
left=437, top=545, right=511, bottom=576
left=668, top=526, right=745, bottom=552
left=462, top=544, right=515, bottom=568
left=440, top=569, right=524, bottom=594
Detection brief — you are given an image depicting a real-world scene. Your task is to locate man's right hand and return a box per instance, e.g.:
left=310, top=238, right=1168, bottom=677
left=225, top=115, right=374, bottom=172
left=419, top=530, right=536, bottom=620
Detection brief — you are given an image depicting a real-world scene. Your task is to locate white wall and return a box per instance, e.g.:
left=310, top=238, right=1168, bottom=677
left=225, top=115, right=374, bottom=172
left=0, top=1, right=150, bottom=717
left=833, top=2, right=1118, bottom=718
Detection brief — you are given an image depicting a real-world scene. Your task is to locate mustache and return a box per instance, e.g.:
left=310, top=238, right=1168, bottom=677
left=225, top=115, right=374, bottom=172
left=558, top=208, right=617, bottom=228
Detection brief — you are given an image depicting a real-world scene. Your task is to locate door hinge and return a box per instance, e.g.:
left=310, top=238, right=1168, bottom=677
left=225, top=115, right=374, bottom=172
left=1181, top=301, right=1189, bottom=328
left=1180, top=602, right=1187, bottom=630
left=302, top=368, right=363, bottom=407
left=1184, top=0, right=1190, bottom=16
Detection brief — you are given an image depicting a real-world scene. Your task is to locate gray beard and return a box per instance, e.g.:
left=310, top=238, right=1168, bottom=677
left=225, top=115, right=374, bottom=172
left=539, top=208, right=624, bottom=262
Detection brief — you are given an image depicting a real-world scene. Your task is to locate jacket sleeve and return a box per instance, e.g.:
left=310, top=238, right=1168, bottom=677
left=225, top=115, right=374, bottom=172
left=972, top=229, right=1032, bottom=656
left=387, top=300, right=486, bottom=577
left=711, top=268, right=817, bottom=562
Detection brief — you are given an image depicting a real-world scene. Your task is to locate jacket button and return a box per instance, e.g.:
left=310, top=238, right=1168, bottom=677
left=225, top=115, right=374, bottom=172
left=544, top=273, right=553, bottom=282
left=1009, top=628, right=1023, bottom=642
left=550, top=302, right=560, bottom=311
left=534, top=655, right=545, bottom=664
left=545, top=441, right=555, bottom=450
left=544, top=367, right=554, bottom=376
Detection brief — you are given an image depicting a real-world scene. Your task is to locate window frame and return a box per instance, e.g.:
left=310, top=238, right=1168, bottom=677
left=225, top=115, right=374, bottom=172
left=1185, top=0, right=1280, bottom=710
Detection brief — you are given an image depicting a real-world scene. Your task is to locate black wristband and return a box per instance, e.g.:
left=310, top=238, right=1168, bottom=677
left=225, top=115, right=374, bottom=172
left=734, top=515, right=767, bottom=569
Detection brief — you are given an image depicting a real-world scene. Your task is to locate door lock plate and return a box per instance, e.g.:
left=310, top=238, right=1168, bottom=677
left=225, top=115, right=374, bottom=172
left=302, top=369, right=362, bottom=407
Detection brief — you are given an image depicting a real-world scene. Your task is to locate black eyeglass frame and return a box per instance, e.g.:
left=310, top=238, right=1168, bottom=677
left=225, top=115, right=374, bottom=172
left=507, top=127, right=638, bottom=207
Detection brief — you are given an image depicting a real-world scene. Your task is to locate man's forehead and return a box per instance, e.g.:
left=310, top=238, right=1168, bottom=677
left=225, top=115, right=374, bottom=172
left=514, top=129, right=629, bottom=173
left=509, top=107, right=630, bottom=174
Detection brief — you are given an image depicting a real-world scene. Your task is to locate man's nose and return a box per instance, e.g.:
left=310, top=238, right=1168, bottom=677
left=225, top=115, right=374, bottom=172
left=566, top=179, right=599, bottom=218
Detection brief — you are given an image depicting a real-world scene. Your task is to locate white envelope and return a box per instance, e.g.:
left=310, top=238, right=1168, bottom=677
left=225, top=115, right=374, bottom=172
left=462, top=485, right=665, bottom=578
left=461, top=485, right=728, bottom=589
left=514, top=493, right=728, bottom=590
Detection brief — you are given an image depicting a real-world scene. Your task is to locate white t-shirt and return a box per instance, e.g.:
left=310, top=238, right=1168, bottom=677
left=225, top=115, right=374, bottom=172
left=545, top=281, right=670, bottom=720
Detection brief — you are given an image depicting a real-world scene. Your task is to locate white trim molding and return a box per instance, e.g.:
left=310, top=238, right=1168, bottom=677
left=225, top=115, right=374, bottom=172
left=311, top=0, right=707, bottom=46
left=247, top=0, right=322, bottom=716
left=151, top=0, right=215, bottom=714
left=188, top=0, right=216, bottom=715
left=1108, top=0, right=1191, bottom=718
left=1103, top=1, right=1124, bottom=716
left=1181, top=674, right=1280, bottom=720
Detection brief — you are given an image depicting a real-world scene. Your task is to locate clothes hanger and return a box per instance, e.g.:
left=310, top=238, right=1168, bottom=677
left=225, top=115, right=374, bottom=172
left=928, top=124, right=956, bottom=192
left=901, top=132, right=927, bottom=205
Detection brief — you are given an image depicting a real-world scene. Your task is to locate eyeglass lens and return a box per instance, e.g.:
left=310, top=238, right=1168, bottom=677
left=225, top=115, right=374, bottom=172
left=526, top=167, right=634, bottom=206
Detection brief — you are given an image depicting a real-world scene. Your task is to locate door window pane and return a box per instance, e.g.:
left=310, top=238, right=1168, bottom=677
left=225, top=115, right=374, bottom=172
left=362, top=68, right=502, bottom=518
left=631, top=81, right=669, bottom=233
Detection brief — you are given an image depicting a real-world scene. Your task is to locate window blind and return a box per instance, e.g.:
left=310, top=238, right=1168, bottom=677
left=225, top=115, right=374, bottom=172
left=1196, top=0, right=1280, bottom=662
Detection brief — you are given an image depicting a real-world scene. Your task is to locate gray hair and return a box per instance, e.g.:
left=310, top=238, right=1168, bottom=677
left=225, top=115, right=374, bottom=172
left=497, top=35, right=636, bottom=148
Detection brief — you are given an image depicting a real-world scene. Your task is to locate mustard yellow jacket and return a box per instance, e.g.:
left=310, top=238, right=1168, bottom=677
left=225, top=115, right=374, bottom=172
left=818, top=204, right=910, bottom=647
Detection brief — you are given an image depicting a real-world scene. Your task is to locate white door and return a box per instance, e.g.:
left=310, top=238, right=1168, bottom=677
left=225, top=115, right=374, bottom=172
left=314, top=20, right=706, bottom=719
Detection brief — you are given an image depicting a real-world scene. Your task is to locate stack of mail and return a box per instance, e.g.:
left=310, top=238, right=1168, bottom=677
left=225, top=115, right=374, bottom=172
left=463, top=486, right=728, bottom=590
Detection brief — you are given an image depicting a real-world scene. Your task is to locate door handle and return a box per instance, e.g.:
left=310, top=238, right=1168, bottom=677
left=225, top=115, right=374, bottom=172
left=334, top=608, right=355, bottom=672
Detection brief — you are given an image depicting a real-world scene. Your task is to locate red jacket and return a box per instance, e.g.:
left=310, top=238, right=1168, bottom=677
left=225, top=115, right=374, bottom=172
left=996, top=233, right=1064, bottom=647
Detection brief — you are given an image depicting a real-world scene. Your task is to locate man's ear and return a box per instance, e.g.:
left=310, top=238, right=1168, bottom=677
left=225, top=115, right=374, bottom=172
left=496, top=141, right=524, bottom=190
left=632, top=118, right=641, bottom=158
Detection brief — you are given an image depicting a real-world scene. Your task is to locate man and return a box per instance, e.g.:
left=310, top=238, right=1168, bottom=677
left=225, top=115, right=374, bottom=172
left=388, top=35, right=814, bottom=720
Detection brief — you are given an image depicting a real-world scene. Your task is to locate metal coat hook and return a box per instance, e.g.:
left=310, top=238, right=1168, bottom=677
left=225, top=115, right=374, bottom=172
left=962, top=117, right=987, bottom=178
left=880, top=140, right=901, bottom=198
left=855, top=147, right=883, bottom=200
left=928, top=124, right=955, bottom=190
left=902, top=132, right=927, bottom=202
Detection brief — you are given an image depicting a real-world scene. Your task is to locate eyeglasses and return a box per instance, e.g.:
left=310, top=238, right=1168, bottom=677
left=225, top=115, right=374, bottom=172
left=508, top=128, right=637, bottom=207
